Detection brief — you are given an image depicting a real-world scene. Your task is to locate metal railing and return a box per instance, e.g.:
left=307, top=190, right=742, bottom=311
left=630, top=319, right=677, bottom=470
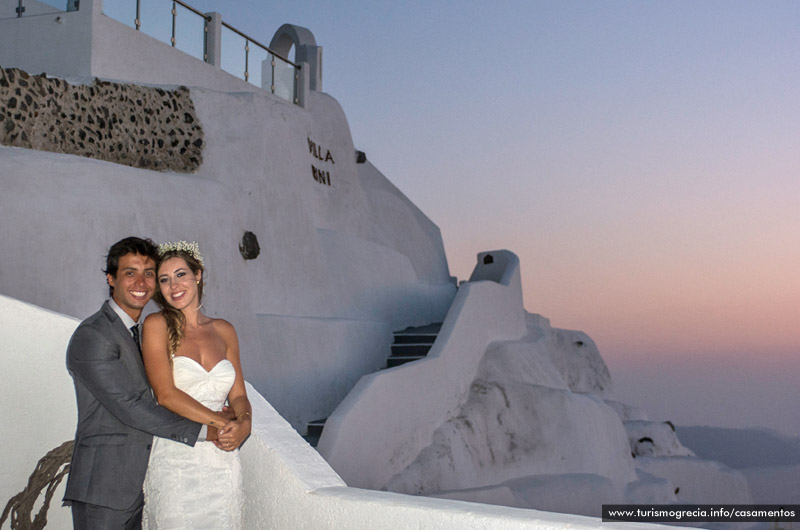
left=9, top=0, right=76, bottom=18
left=220, top=21, right=298, bottom=103
left=134, top=0, right=208, bottom=58
left=102, top=0, right=299, bottom=103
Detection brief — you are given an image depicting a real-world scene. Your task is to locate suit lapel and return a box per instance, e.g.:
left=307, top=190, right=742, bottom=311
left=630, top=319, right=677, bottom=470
left=101, top=301, right=149, bottom=382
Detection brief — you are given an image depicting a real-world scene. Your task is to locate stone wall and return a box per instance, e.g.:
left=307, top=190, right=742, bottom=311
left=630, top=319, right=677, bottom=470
left=0, top=66, right=203, bottom=172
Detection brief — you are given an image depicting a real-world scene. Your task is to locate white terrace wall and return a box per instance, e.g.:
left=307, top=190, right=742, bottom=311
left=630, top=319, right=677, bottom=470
left=0, top=295, right=78, bottom=530
left=318, top=250, right=527, bottom=489
left=0, top=0, right=260, bottom=94
left=0, top=0, right=322, bottom=104
left=88, top=5, right=263, bottom=94
left=0, top=0, right=92, bottom=79
left=0, top=0, right=67, bottom=19
left=245, top=385, right=655, bottom=530
left=3, top=294, right=670, bottom=530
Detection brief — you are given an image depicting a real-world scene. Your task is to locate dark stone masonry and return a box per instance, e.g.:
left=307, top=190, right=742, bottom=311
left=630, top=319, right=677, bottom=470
left=0, top=65, right=203, bottom=172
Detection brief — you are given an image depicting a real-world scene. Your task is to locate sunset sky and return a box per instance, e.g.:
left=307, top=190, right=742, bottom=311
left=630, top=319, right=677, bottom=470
left=114, top=0, right=800, bottom=436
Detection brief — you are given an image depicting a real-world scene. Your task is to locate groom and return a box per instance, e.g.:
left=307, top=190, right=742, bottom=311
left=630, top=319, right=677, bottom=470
left=64, top=237, right=213, bottom=529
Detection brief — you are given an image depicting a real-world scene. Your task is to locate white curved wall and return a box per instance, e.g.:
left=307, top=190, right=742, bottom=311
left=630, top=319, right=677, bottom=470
left=318, top=251, right=526, bottom=489
left=0, top=295, right=78, bottom=530
left=381, top=310, right=638, bottom=513
left=244, top=384, right=643, bottom=530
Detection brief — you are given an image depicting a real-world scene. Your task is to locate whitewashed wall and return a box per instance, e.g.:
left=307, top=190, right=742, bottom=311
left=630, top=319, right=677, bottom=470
left=0, top=295, right=78, bottom=530
left=0, top=0, right=64, bottom=19
left=0, top=1, right=92, bottom=79
left=90, top=5, right=262, bottom=94
left=319, top=251, right=526, bottom=489
left=0, top=0, right=259, bottom=93
left=243, top=381, right=654, bottom=530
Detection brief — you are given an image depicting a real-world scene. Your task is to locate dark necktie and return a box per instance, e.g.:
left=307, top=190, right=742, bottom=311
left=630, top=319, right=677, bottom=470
left=130, top=325, right=141, bottom=353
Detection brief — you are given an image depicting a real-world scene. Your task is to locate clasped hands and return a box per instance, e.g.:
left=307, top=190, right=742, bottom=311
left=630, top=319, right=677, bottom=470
left=206, top=407, right=251, bottom=451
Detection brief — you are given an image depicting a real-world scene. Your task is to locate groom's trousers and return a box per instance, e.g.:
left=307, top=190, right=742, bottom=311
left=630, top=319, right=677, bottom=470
left=70, top=491, right=144, bottom=530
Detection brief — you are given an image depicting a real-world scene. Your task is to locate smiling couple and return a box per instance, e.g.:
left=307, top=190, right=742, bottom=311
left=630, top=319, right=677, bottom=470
left=64, top=236, right=251, bottom=529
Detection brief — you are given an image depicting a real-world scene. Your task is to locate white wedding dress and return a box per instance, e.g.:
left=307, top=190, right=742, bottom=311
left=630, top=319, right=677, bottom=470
left=143, top=356, right=243, bottom=529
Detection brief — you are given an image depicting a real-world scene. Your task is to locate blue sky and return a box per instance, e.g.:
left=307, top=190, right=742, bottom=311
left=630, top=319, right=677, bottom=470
left=104, top=0, right=800, bottom=436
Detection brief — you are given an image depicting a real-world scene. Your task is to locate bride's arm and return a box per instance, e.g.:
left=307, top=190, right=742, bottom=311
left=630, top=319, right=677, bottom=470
left=142, top=313, right=229, bottom=430
left=214, top=320, right=251, bottom=449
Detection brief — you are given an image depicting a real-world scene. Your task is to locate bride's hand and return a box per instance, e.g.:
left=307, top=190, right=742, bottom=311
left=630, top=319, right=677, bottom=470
left=217, top=416, right=251, bottom=451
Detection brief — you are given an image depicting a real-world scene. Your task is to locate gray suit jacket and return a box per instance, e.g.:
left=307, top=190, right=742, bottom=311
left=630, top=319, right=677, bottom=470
left=64, top=301, right=201, bottom=510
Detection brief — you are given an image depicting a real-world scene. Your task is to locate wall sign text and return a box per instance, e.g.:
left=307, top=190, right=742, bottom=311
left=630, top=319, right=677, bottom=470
left=308, top=137, right=334, bottom=187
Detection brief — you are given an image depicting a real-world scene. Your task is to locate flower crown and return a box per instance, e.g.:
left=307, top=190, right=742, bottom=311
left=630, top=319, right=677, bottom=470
left=157, top=240, right=204, bottom=266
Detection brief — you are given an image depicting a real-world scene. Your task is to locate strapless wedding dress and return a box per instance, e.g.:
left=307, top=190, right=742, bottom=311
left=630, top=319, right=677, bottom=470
left=143, top=356, right=243, bottom=529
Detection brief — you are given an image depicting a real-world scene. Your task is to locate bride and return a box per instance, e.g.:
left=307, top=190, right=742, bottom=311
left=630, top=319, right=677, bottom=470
left=140, top=241, right=251, bottom=529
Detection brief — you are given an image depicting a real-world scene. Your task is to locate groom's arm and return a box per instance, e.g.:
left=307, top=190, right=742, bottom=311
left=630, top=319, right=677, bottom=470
left=67, top=323, right=201, bottom=446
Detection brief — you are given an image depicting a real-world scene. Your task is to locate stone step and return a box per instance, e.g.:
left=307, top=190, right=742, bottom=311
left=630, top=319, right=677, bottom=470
left=393, top=322, right=442, bottom=335
left=303, top=418, right=327, bottom=447
left=306, top=418, right=327, bottom=437
left=391, top=343, right=432, bottom=356
left=393, top=333, right=437, bottom=345
left=387, top=355, right=426, bottom=368
left=304, top=323, right=442, bottom=446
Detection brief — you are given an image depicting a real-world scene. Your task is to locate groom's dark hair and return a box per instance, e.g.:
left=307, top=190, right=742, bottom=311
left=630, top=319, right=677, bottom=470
left=104, top=236, right=159, bottom=296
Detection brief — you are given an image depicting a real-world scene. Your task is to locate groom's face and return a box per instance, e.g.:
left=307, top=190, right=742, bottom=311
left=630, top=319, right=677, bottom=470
left=107, top=252, right=156, bottom=321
